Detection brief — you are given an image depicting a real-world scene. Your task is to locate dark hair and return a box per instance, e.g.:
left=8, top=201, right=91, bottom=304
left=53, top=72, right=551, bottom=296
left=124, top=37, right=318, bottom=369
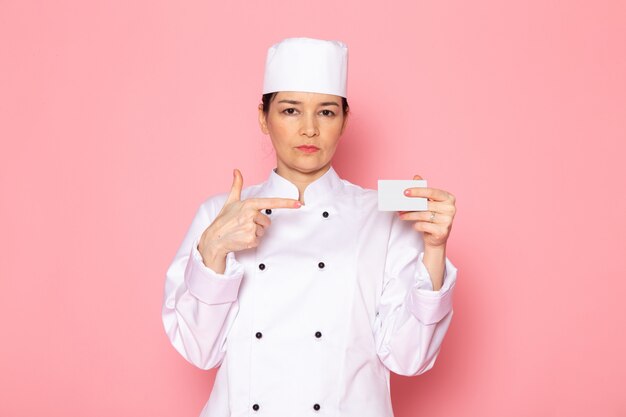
left=261, top=92, right=349, bottom=116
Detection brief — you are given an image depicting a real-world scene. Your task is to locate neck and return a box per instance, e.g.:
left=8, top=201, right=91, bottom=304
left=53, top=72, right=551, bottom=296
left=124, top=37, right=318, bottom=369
left=275, top=160, right=332, bottom=204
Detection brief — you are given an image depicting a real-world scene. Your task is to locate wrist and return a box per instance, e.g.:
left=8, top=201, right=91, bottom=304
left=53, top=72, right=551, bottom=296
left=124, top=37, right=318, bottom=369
left=198, top=232, right=228, bottom=264
left=424, top=243, right=446, bottom=256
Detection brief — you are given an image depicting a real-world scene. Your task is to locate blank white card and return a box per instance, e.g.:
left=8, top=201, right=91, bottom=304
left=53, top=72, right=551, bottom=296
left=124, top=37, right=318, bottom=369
left=377, top=179, right=428, bottom=211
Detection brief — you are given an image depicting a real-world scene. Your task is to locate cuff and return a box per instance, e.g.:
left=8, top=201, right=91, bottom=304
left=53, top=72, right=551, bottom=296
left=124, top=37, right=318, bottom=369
left=184, top=238, right=245, bottom=305
left=407, top=252, right=457, bottom=325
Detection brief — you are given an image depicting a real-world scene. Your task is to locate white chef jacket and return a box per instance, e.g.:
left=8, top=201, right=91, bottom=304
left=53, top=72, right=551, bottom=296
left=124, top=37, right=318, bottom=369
left=162, top=165, right=458, bottom=417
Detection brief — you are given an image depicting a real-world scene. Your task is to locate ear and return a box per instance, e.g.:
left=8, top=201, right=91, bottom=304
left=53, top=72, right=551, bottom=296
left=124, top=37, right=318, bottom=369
left=258, top=103, right=269, bottom=134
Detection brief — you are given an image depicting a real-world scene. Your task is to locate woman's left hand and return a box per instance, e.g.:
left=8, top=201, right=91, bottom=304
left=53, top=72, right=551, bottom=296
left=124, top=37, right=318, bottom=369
left=398, top=174, right=456, bottom=249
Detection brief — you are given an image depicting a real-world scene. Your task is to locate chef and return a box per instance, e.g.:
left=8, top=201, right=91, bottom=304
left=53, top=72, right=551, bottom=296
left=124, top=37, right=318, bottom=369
left=162, top=37, right=458, bottom=417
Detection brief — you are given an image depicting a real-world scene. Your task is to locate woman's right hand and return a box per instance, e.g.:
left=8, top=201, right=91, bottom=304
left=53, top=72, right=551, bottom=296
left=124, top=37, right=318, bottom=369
left=197, top=169, right=302, bottom=272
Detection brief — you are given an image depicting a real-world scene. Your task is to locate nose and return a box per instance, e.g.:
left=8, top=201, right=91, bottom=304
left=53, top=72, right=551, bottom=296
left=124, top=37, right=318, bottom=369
left=299, top=113, right=319, bottom=138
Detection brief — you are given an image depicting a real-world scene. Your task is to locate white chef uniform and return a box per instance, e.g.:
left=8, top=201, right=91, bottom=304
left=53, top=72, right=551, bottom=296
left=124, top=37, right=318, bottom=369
left=162, top=165, right=458, bottom=417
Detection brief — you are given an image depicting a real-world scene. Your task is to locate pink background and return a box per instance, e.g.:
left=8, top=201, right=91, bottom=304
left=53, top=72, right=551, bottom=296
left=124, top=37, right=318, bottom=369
left=1, top=1, right=625, bottom=416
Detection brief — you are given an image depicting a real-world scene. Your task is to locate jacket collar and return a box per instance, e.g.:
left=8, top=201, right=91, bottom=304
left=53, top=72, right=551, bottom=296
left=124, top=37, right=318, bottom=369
left=258, top=165, right=344, bottom=205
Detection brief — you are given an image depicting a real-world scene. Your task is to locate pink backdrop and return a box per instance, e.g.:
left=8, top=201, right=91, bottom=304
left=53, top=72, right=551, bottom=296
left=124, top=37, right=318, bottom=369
left=1, top=1, right=625, bottom=416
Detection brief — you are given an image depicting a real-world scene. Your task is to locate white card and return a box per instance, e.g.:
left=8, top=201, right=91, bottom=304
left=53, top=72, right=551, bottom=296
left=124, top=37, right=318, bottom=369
left=377, top=179, right=428, bottom=211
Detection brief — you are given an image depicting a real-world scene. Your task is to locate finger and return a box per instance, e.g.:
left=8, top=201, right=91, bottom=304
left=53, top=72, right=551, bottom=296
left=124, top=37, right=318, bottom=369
left=399, top=211, right=452, bottom=224
left=413, top=174, right=423, bottom=180
left=404, top=186, right=450, bottom=202
left=253, top=212, right=271, bottom=228
left=426, top=201, right=456, bottom=215
left=397, top=201, right=454, bottom=215
left=413, top=221, right=449, bottom=241
left=246, top=197, right=302, bottom=210
left=226, top=168, right=244, bottom=204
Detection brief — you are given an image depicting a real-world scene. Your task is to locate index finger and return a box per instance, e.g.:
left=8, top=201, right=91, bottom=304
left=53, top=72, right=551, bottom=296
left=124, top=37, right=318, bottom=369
left=404, top=187, right=450, bottom=201
left=245, top=197, right=302, bottom=209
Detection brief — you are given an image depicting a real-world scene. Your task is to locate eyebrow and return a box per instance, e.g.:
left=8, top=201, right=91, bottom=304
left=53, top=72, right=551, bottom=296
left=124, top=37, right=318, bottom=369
left=277, top=100, right=339, bottom=107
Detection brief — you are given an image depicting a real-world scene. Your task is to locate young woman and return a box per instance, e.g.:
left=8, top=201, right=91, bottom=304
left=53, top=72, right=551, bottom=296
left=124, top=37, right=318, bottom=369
left=162, top=37, right=458, bottom=417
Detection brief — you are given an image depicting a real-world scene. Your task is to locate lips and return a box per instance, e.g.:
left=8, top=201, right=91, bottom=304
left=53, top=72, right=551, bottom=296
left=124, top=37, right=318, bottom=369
left=296, top=145, right=320, bottom=153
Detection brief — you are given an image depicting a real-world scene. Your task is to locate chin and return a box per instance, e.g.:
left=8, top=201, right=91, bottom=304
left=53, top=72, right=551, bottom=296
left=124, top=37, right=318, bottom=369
left=289, top=160, right=328, bottom=173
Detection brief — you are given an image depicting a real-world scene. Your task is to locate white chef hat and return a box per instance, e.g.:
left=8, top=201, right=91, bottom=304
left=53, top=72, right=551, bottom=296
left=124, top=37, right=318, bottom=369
left=262, top=37, right=348, bottom=98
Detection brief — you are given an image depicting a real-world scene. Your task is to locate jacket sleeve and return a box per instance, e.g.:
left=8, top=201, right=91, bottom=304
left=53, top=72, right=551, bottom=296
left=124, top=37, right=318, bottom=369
left=161, top=198, right=245, bottom=370
left=373, top=212, right=458, bottom=376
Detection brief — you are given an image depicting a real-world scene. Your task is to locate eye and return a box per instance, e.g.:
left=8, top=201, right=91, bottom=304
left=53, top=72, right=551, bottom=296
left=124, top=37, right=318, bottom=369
left=320, top=109, right=336, bottom=117
left=282, top=108, right=298, bottom=115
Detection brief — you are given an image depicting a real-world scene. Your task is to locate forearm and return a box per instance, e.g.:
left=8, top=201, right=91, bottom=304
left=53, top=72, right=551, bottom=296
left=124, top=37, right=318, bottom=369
left=422, top=245, right=446, bottom=290
left=162, top=240, right=244, bottom=370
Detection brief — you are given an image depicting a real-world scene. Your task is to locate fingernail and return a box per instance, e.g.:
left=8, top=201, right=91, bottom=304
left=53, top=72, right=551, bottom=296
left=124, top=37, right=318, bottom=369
left=295, top=201, right=302, bottom=207
left=404, top=189, right=411, bottom=196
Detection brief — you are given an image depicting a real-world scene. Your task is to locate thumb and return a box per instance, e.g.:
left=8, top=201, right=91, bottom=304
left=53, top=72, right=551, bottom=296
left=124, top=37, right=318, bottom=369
left=226, top=168, right=243, bottom=203
left=413, top=174, right=423, bottom=180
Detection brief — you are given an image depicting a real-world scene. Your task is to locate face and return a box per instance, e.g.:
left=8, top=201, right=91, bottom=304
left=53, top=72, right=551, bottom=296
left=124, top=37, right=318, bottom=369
left=258, top=91, right=348, bottom=175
